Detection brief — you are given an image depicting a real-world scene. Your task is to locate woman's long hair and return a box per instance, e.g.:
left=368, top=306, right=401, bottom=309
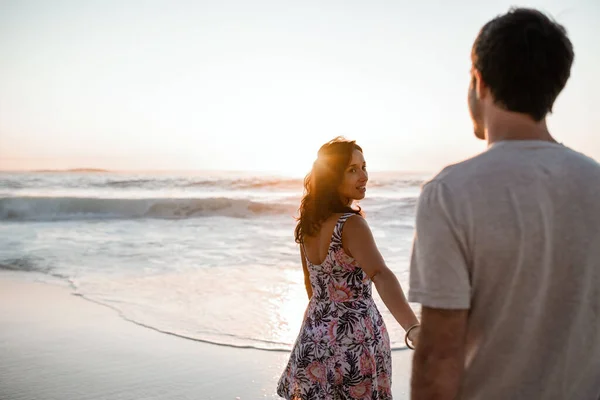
left=294, top=137, right=363, bottom=244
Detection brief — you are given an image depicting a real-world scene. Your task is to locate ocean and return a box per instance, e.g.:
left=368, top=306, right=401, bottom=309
left=0, top=170, right=427, bottom=351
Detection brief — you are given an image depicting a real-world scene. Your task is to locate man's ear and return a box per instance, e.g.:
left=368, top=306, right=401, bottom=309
left=474, top=69, right=489, bottom=100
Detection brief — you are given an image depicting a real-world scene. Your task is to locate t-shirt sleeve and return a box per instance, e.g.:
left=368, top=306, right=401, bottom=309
left=408, top=180, right=471, bottom=309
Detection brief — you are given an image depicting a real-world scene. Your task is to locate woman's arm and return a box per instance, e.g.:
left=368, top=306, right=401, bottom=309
left=300, top=244, right=313, bottom=300
left=343, top=216, right=420, bottom=343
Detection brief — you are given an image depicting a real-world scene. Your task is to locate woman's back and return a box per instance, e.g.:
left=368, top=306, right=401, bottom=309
left=302, top=212, right=345, bottom=266
left=302, top=213, right=374, bottom=303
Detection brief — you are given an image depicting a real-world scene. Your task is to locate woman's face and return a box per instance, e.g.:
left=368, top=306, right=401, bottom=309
left=338, top=149, right=368, bottom=203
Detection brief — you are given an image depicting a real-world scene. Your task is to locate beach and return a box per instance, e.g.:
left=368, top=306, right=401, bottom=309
left=0, top=272, right=413, bottom=400
left=0, top=171, right=422, bottom=353
left=0, top=171, right=420, bottom=399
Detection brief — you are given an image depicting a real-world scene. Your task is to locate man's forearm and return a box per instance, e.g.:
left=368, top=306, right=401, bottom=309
left=411, top=347, right=464, bottom=400
left=410, top=307, right=468, bottom=400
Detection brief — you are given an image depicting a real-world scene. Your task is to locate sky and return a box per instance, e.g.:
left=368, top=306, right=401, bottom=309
left=1, top=0, right=599, bottom=175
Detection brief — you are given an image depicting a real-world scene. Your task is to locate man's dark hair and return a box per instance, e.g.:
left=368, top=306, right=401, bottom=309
left=472, top=8, right=574, bottom=121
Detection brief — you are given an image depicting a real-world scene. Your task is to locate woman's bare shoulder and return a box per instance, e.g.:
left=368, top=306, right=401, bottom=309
left=343, top=214, right=371, bottom=236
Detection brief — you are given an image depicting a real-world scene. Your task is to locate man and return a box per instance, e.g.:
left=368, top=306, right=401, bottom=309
left=408, top=8, right=600, bottom=400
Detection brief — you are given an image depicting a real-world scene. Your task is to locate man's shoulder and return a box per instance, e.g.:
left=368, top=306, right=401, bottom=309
left=423, top=152, right=491, bottom=191
left=559, top=146, right=600, bottom=173
left=423, top=142, right=600, bottom=194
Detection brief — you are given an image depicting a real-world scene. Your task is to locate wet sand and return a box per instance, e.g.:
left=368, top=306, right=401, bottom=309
left=0, top=272, right=412, bottom=399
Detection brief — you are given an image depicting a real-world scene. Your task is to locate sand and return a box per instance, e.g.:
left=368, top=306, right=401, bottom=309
left=0, top=272, right=413, bottom=399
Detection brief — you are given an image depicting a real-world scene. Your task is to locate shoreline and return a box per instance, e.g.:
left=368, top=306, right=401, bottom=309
left=0, top=271, right=413, bottom=399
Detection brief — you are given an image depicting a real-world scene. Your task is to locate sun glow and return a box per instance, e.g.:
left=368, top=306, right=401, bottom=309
left=1, top=1, right=599, bottom=173
left=268, top=268, right=308, bottom=346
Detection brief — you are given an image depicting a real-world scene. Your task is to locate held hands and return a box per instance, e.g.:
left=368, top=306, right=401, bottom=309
left=404, top=324, right=420, bottom=350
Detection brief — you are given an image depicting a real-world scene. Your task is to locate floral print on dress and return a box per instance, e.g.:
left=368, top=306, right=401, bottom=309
left=277, top=213, right=392, bottom=400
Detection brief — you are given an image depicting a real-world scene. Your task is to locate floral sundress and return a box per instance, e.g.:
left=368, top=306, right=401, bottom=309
left=277, top=213, right=392, bottom=400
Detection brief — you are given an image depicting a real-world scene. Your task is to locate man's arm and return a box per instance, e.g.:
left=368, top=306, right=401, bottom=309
left=411, top=307, right=468, bottom=400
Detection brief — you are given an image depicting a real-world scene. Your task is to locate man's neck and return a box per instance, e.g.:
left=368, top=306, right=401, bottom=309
left=484, top=110, right=556, bottom=146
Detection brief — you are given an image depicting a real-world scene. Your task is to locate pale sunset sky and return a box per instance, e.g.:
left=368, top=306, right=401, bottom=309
left=1, top=0, right=599, bottom=175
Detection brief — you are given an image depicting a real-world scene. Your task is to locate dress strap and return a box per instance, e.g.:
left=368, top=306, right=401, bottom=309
left=300, top=240, right=308, bottom=263
left=338, top=212, right=356, bottom=225
left=329, top=212, right=357, bottom=251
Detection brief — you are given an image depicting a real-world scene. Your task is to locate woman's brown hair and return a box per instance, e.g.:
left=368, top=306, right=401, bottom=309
left=294, top=137, right=363, bottom=244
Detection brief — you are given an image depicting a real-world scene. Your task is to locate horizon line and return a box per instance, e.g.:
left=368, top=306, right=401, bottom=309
left=0, top=167, right=434, bottom=175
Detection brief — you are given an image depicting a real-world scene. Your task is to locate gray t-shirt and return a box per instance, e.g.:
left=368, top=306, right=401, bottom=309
left=409, top=140, right=600, bottom=400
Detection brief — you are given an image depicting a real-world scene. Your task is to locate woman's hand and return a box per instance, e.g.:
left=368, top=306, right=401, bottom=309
left=407, top=325, right=420, bottom=348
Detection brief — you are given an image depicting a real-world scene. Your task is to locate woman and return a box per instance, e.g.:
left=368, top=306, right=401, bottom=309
left=277, top=137, right=420, bottom=400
